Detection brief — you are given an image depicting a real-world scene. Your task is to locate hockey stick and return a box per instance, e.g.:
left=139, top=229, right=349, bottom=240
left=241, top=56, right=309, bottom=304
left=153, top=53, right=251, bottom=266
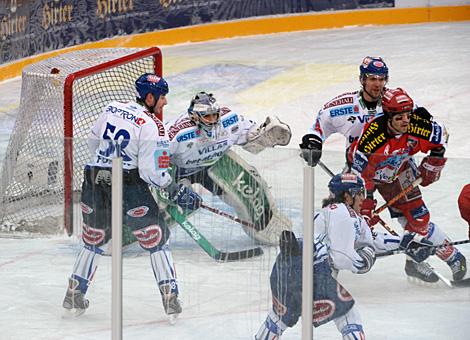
left=167, top=205, right=263, bottom=262
left=200, top=203, right=257, bottom=229
left=318, top=160, right=399, bottom=236
left=376, top=238, right=470, bottom=258
left=374, top=177, right=423, bottom=215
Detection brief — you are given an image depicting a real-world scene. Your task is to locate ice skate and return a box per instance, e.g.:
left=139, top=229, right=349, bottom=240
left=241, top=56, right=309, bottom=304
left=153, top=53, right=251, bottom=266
left=447, top=252, right=467, bottom=281
left=405, top=260, right=439, bottom=284
left=162, top=293, right=182, bottom=325
left=62, top=278, right=89, bottom=317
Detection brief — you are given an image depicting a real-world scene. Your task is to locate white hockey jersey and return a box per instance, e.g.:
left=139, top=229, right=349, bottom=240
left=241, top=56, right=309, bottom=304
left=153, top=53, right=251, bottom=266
left=310, top=90, right=383, bottom=148
left=314, top=202, right=375, bottom=273
left=166, top=107, right=257, bottom=176
left=87, top=100, right=172, bottom=188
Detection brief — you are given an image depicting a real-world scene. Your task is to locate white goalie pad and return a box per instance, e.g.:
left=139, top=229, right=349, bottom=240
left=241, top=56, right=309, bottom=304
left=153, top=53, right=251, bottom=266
left=208, top=150, right=292, bottom=245
left=243, top=116, right=292, bottom=154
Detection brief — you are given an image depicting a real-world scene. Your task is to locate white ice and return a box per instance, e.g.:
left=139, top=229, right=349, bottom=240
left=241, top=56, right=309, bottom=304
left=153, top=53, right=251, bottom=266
left=1, top=21, right=470, bottom=340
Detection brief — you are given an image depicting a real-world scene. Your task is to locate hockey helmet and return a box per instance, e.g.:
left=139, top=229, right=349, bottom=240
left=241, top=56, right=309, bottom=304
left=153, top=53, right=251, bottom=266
left=135, top=73, right=169, bottom=101
left=188, top=92, right=220, bottom=127
left=359, top=56, right=389, bottom=81
left=382, top=88, right=414, bottom=118
left=328, top=173, right=365, bottom=199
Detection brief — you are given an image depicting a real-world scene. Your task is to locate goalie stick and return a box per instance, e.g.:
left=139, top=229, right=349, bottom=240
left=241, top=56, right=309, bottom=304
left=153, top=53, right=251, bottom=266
left=167, top=205, right=263, bottom=262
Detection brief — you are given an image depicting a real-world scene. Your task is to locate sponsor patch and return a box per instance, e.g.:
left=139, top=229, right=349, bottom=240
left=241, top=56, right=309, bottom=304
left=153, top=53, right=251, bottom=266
left=127, top=206, right=149, bottom=218
left=313, top=300, right=335, bottom=323
left=357, top=116, right=388, bottom=154
left=329, top=106, right=354, bottom=117
left=133, top=225, right=163, bottom=249
left=408, top=112, right=432, bottom=140
left=82, top=224, right=105, bottom=245
left=154, top=150, right=170, bottom=169
left=323, top=95, right=354, bottom=109
left=168, top=119, right=196, bottom=140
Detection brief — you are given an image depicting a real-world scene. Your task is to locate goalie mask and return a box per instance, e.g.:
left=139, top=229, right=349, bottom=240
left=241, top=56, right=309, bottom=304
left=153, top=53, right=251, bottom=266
left=328, top=173, right=365, bottom=200
left=188, top=92, right=220, bottom=133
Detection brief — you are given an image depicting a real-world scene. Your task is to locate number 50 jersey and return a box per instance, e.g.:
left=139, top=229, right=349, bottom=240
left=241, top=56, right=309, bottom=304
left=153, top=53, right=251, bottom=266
left=87, top=100, right=172, bottom=188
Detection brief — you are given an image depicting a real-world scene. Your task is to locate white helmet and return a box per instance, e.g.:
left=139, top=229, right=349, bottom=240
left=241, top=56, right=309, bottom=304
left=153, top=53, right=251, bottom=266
left=188, top=92, right=220, bottom=129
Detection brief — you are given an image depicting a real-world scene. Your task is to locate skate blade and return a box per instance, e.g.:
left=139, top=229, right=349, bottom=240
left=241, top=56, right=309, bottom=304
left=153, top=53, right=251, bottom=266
left=62, top=307, right=87, bottom=318
left=168, top=313, right=180, bottom=325
left=406, top=276, right=439, bottom=287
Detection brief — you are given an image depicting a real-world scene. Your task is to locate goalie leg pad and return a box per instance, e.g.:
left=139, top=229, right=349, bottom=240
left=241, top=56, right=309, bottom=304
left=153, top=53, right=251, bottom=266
left=208, top=150, right=292, bottom=245
left=244, top=116, right=292, bottom=154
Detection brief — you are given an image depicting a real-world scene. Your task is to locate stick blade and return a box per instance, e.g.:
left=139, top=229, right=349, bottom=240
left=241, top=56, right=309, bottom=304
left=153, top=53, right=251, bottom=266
left=215, top=247, right=264, bottom=262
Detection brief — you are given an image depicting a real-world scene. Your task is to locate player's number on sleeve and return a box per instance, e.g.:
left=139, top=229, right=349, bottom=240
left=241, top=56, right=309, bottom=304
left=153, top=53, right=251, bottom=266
left=99, top=122, right=132, bottom=161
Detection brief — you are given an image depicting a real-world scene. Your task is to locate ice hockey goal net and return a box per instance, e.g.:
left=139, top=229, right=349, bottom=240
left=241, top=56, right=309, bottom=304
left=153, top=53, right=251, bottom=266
left=0, top=47, right=162, bottom=237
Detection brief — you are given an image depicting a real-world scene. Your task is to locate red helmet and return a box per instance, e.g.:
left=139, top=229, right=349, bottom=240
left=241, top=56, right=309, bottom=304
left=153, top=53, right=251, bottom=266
left=382, top=88, right=414, bottom=117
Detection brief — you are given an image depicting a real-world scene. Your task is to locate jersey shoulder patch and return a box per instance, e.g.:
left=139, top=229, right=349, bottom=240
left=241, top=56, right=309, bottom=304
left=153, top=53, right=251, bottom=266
left=407, top=112, right=433, bottom=141
left=220, top=106, right=232, bottom=117
left=143, top=111, right=165, bottom=136
left=357, top=115, right=388, bottom=154
left=167, top=117, right=197, bottom=141
left=322, top=91, right=358, bottom=109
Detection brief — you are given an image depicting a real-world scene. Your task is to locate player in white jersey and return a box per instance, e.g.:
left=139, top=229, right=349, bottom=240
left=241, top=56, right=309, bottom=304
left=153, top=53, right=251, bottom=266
left=62, top=74, right=202, bottom=322
left=165, top=91, right=292, bottom=245
left=300, top=56, right=388, bottom=167
left=255, top=173, right=433, bottom=340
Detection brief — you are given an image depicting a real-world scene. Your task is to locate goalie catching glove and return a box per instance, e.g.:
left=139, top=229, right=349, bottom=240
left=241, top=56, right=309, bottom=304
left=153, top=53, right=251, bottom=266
left=243, top=116, right=292, bottom=154
left=399, top=232, right=435, bottom=263
left=167, top=182, right=202, bottom=213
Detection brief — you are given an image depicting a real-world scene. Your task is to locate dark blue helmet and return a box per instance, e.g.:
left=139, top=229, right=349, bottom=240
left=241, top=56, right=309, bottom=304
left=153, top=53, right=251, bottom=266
left=328, top=173, right=365, bottom=199
left=359, top=56, right=389, bottom=80
left=135, top=73, right=169, bottom=101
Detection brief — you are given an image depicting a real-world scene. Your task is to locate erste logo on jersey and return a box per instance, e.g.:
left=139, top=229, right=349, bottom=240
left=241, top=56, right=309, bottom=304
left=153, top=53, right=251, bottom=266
left=222, top=114, right=238, bottom=128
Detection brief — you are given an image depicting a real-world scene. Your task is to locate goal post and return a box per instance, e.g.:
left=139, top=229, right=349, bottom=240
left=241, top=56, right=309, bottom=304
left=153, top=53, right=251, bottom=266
left=0, top=47, right=163, bottom=237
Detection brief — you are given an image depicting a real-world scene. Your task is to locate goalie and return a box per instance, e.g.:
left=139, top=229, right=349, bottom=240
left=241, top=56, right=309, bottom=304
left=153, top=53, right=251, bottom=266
left=163, top=91, right=292, bottom=245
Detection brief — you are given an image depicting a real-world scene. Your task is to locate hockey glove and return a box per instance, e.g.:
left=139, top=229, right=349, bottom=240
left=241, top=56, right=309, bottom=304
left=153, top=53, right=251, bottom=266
left=356, top=246, right=376, bottom=274
left=418, top=154, right=447, bottom=187
left=167, top=182, right=202, bottom=213
left=360, top=198, right=380, bottom=227
left=299, top=134, right=322, bottom=167
left=413, top=107, right=433, bottom=121
left=399, top=232, right=436, bottom=263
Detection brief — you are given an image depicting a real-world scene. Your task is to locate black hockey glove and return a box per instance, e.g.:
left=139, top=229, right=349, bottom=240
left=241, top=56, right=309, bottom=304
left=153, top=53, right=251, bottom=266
left=299, top=134, right=322, bottom=167
left=167, top=182, right=202, bottom=213
left=399, top=232, right=436, bottom=263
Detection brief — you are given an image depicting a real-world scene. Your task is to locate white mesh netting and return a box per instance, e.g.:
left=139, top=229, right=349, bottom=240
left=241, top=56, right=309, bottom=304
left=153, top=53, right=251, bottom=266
left=0, top=48, right=160, bottom=235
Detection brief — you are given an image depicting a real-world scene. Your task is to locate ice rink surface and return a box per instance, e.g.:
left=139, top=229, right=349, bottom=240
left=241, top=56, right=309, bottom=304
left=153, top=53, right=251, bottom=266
left=1, top=21, right=470, bottom=339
